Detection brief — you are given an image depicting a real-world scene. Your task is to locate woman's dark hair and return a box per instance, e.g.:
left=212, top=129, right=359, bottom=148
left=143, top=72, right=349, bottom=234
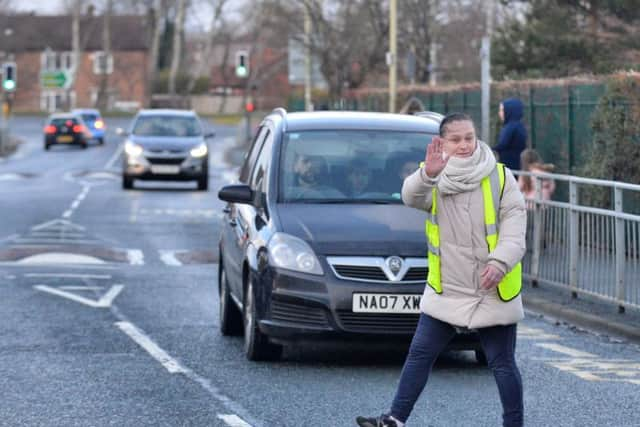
left=439, top=112, right=475, bottom=137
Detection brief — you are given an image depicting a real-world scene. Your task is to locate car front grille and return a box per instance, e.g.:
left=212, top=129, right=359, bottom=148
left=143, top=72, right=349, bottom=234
left=327, top=257, right=427, bottom=283
left=337, top=311, right=419, bottom=334
left=146, top=157, right=186, bottom=165
left=333, top=265, right=388, bottom=281
left=270, top=300, right=329, bottom=328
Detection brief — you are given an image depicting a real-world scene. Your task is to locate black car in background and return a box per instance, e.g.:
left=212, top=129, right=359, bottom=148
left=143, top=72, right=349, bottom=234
left=43, top=113, right=91, bottom=150
left=117, top=109, right=214, bottom=190
left=217, top=108, right=485, bottom=362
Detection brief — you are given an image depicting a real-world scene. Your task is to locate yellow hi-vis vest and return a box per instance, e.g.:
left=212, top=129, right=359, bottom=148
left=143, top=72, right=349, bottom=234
left=424, top=163, right=522, bottom=302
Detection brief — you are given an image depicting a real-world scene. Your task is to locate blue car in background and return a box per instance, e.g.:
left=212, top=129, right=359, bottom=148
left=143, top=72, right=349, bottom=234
left=72, top=108, right=106, bottom=145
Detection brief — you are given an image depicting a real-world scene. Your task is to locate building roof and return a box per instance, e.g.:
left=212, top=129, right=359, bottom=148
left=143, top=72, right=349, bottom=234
left=0, top=14, right=150, bottom=52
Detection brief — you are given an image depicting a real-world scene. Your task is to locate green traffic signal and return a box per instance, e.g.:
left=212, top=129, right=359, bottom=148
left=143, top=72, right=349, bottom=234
left=236, top=65, right=248, bottom=78
left=2, top=79, right=15, bottom=91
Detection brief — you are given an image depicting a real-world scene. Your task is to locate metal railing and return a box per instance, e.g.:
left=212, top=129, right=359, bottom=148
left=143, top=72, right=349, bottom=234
left=517, top=170, right=640, bottom=311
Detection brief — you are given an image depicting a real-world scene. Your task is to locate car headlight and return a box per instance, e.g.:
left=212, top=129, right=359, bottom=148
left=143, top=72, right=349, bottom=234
left=267, top=232, right=324, bottom=275
left=124, top=141, right=143, bottom=157
left=190, top=143, right=208, bottom=158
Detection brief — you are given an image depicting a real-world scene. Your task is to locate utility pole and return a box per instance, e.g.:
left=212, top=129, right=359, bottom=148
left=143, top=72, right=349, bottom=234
left=388, top=0, right=397, bottom=113
left=68, top=0, right=81, bottom=111
left=304, top=4, right=313, bottom=111
left=481, top=0, right=495, bottom=143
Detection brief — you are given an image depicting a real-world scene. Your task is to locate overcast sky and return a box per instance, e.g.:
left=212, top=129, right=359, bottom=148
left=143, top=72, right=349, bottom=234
left=13, top=0, right=62, bottom=14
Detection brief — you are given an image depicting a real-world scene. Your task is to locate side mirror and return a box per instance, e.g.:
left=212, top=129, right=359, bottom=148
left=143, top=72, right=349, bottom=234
left=116, top=127, right=128, bottom=136
left=218, top=184, right=254, bottom=205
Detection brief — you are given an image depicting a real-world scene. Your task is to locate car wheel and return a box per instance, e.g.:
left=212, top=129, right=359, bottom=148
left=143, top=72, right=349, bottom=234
left=475, top=349, right=488, bottom=366
left=44, top=144, right=50, bottom=151
left=219, top=263, right=243, bottom=336
left=99, top=137, right=105, bottom=145
left=243, top=278, right=282, bottom=361
left=197, top=175, right=208, bottom=191
left=122, top=175, right=134, bottom=190
left=81, top=142, right=88, bottom=149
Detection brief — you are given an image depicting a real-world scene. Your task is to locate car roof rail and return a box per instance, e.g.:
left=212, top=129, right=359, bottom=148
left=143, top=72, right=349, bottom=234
left=413, top=110, right=445, bottom=122
left=271, top=107, right=288, bottom=131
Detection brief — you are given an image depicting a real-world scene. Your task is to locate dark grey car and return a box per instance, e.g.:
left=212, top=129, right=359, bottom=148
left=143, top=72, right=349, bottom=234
left=217, top=109, right=484, bottom=362
left=119, top=109, right=214, bottom=190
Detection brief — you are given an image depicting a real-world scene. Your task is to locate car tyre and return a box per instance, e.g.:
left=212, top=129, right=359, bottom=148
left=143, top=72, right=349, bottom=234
left=244, top=278, right=282, bottom=361
left=122, top=175, right=134, bottom=190
left=44, top=144, right=50, bottom=150
left=81, top=142, right=88, bottom=149
left=219, top=263, right=243, bottom=336
left=475, top=349, right=488, bottom=365
left=98, top=137, right=105, bottom=145
left=197, top=175, right=208, bottom=191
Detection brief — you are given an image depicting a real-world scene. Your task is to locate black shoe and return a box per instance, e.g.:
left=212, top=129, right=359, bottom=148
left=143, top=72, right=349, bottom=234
left=356, top=414, right=398, bottom=427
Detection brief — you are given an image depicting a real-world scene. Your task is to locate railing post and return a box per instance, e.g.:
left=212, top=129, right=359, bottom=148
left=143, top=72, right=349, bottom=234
left=531, top=175, right=542, bottom=286
left=614, top=186, right=626, bottom=313
left=569, top=180, right=579, bottom=298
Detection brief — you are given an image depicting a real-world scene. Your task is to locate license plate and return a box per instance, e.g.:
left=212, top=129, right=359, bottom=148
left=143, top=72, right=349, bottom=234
left=352, top=293, right=421, bottom=314
left=57, top=135, right=73, bottom=143
left=150, top=165, right=180, bottom=174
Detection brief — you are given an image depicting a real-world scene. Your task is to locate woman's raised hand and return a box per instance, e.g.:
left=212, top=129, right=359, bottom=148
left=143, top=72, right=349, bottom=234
left=424, top=136, right=450, bottom=178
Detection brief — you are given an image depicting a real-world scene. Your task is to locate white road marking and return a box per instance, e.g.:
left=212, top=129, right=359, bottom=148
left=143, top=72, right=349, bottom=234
left=32, top=219, right=85, bottom=232
left=536, top=343, right=598, bottom=358
left=518, top=325, right=560, bottom=340
left=61, top=185, right=91, bottom=219
left=34, top=284, right=124, bottom=308
left=114, top=321, right=189, bottom=374
left=217, top=414, right=253, bottom=427
left=0, top=262, right=117, bottom=269
left=113, top=320, right=262, bottom=426
left=126, top=249, right=144, bottom=265
left=159, top=250, right=182, bottom=266
left=104, top=142, right=123, bottom=170
left=17, top=252, right=106, bottom=265
left=12, top=238, right=101, bottom=245
left=24, top=273, right=111, bottom=279
left=62, top=210, right=72, bottom=218
left=59, top=286, right=104, bottom=291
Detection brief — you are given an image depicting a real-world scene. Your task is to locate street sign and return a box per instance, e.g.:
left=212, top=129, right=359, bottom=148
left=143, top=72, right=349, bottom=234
left=40, top=70, right=72, bottom=89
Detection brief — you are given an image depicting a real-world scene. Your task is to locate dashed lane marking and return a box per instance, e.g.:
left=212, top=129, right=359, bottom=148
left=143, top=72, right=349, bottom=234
left=159, top=250, right=182, bottom=266
left=217, top=414, right=253, bottom=427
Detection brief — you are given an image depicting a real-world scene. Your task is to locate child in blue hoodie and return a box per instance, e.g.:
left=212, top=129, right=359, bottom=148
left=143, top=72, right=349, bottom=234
left=494, top=98, right=527, bottom=170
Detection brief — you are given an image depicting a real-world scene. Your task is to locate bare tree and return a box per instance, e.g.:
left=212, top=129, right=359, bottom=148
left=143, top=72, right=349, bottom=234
left=145, top=0, right=164, bottom=106
left=168, top=0, right=187, bottom=96
left=186, top=0, right=228, bottom=94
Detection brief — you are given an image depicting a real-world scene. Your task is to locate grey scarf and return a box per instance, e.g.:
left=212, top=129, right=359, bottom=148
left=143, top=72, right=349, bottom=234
left=437, top=141, right=497, bottom=195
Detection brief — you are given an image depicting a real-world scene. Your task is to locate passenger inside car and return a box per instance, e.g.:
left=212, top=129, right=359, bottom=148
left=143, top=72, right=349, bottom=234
left=345, top=158, right=373, bottom=197
left=289, top=153, right=344, bottom=199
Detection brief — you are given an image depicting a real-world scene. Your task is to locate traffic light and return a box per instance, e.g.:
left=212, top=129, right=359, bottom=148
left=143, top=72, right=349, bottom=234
left=2, top=62, right=16, bottom=92
left=245, top=101, right=255, bottom=113
left=235, top=51, right=248, bottom=78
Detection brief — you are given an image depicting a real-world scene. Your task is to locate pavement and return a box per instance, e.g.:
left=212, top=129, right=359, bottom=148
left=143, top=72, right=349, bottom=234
left=523, top=280, right=640, bottom=345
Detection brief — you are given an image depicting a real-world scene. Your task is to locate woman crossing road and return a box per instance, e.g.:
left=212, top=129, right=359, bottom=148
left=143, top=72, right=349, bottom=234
left=356, top=113, right=527, bottom=427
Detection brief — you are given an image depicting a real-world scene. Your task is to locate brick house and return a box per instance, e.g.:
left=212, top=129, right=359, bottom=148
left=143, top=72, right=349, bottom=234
left=0, top=14, right=150, bottom=113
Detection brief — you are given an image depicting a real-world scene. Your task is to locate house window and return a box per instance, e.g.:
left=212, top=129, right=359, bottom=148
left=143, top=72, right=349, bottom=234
left=41, top=51, right=74, bottom=71
left=93, top=52, right=113, bottom=74
left=40, top=90, right=76, bottom=113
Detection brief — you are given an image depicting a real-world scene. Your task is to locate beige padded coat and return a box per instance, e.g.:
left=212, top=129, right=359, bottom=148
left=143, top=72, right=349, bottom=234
left=402, top=166, right=527, bottom=329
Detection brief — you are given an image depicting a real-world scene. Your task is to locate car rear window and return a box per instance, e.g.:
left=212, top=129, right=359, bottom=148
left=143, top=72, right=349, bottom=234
left=280, top=130, right=433, bottom=203
left=50, top=118, right=79, bottom=126
left=132, top=115, right=202, bottom=137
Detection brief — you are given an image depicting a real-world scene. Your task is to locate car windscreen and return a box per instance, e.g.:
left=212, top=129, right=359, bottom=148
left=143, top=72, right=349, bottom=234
left=279, top=130, right=433, bottom=203
left=131, top=115, right=202, bottom=137
left=81, top=113, right=98, bottom=124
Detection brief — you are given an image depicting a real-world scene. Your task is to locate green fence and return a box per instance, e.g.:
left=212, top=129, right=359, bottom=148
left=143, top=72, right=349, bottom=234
left=288, top=83, right=607, bottom=175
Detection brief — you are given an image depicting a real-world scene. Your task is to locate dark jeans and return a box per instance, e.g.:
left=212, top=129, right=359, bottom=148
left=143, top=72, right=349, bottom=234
left=390, top=314, right=523, bottom=427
